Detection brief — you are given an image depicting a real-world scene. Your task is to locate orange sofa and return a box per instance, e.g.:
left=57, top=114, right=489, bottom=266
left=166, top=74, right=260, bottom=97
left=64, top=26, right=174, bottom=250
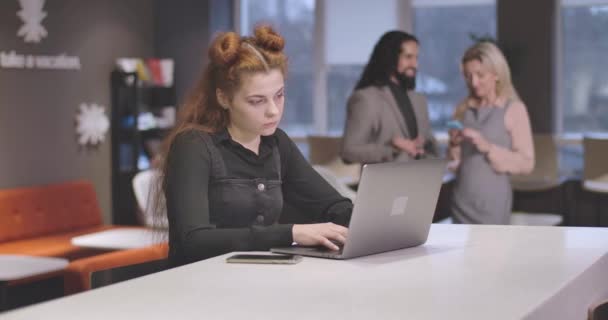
left=0, top=180, right=169, bottom=295
left=0, top=180, right=122, bottom=260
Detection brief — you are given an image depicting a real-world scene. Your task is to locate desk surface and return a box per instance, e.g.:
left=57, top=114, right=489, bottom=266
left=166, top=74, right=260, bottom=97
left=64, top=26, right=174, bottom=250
left=0, top=255, right=68, bottom=282
left=70, top=228, right=166, bottom=250
left=583, top=179, right=608, bottom=193
left=4, top=225, right=608, bottom=320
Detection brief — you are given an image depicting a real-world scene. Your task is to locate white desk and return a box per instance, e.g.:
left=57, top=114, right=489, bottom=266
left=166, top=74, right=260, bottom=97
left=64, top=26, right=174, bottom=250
left=0, top=255, right=68, bottom=311
left=4, top=225, right=608, bottom=320
left=584, top=180, right=608, bottom=194
left=582, top=173, right=608, bottom=193
left=71, top=229, right=166, bottom=250
left=0, top=255, right=68, bottom=283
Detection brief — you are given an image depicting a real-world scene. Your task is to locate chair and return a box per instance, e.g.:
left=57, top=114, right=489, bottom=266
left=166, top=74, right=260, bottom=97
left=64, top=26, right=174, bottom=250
left=307, top=136, right=361, bottom=186
left=589, top=299, right=608, bottom=320
left=509, top=134, right=564, bottom=226
left=581, top=135, right=608, bottom=226
left=313, top=165, right=356, bottom=202
left=583, top=134, right=608, bottom=181
left=132, top=169, right=168, bottom=229
left=583, top=135, right=608, bottom=193
left=510, top=134, right=561, bottom=191
left=307, top=135, right=342, bottom=165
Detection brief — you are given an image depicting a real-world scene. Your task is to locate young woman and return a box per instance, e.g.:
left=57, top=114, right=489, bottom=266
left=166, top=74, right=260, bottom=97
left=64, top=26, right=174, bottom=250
left=158, top=26, right=352, bottom=266
left=448, top=42, right=535, bottom=225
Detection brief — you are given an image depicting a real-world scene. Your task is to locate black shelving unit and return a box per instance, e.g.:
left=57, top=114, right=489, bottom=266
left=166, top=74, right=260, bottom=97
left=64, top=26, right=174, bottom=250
left=110, top=70, right=176, bottom=225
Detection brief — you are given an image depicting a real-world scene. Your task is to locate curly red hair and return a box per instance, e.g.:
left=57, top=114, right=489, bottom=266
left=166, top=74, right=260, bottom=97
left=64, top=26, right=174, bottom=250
left=151, top=26, right=288, bottom=229
left=173, top=25, right=287, bottom=135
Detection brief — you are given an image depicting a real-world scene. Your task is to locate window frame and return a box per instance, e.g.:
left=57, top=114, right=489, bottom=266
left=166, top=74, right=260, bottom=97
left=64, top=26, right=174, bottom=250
left=235, top=0, right=499, bottom=137
left=234, top=0, right=415, bottom=138
left=557, top=0, right=608, bottom=134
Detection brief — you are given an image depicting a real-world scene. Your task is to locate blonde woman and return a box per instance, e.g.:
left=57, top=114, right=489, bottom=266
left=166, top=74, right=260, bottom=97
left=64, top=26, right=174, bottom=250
left=448, top=42, right=534, bottom=224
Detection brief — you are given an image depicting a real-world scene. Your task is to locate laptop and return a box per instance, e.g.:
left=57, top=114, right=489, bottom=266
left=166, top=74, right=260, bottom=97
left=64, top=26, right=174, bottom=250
left=271, top=159, right=447, bottom=259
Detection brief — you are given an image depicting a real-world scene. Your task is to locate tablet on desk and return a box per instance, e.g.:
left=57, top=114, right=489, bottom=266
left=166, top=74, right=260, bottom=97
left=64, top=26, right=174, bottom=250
left=226, top=254, right=302, bottom=265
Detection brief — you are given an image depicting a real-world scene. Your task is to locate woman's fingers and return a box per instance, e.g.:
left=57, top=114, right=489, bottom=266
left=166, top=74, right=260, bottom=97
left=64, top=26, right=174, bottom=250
left=293, top=223, right=349, bottom=250
left=323, top=225, right=347, bottom=245
left=331, top=233, right=347, bottom=245
left=318, top=236, right=340, bottom=251
left=462, top=129, right=479, bottom=145
left=313, top=224, right=348, bottom=250
left=328, top=223, right=348, bottom=237
left=462, top=128, right=481, bottom=140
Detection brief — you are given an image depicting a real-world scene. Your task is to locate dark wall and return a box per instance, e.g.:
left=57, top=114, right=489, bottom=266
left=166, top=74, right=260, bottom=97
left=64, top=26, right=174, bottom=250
left=154, top=0, right=210, bottom=105
left=0, top=0, right=155, bottom=222
left=155, top=0, right=233, bottom=104
left=498, top=0, right=557, bottom=133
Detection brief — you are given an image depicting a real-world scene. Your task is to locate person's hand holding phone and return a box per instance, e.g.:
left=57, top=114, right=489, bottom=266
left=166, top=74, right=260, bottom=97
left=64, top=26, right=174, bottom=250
left=392, top=136, right=424, bottom=158
left=446, top=120, right=464, bottom=147
left=292, top=223, right=348, bottom=251
left=414, top=135, right=426, bottom=151
left=461, top=128, right=492, bottom=154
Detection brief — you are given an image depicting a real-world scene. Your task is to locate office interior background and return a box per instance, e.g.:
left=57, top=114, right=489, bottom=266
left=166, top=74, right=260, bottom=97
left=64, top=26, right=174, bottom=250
left=1, top=0, right=606, bottom=223
left=1, top=0, right=608, bottom=315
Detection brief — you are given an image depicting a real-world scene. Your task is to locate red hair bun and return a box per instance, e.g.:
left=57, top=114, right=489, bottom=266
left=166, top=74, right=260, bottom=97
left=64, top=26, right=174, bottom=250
left=253, top=25, right=284, bottom=52
left=209, top=32, right=240, bottom=66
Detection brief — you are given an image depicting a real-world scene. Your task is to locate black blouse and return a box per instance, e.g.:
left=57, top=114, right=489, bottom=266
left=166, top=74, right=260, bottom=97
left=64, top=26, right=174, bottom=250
left=165, top=128, right=352, bottom=264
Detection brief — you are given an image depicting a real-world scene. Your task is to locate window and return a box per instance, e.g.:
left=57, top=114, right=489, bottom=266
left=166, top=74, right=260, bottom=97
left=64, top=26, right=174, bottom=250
left=324, top=0, right=400, bottom=135
left=560, top=1, right=608, bottom=133
left=327, top=65, right=364, bottom=135
left=240, top=0, right=403, bottom=137
left=413, top=0, right=496, bottom=132
left=239, top=0, right=315, bottom=136
left=239, top=0, right=498, bottom=135
left=557, top=1, right=608, bottom=176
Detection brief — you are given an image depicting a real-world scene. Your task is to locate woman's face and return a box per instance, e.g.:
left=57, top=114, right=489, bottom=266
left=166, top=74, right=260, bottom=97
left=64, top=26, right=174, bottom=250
left=227, top=68, right=285, bottom=137
left=463, top=59, right=498, bottom=100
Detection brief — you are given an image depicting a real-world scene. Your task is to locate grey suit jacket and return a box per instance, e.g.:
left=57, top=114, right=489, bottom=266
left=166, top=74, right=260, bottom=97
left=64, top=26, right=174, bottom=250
left=341, top=85, right=438, bottom=164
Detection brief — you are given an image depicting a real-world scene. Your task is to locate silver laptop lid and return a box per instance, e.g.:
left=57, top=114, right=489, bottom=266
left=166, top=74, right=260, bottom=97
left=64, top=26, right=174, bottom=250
left=340, top=159, right=447, bottom=259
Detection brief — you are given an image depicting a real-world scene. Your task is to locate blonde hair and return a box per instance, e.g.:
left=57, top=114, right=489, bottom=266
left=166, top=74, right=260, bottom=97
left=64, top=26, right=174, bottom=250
left=453, top=42, right=521, bottom=120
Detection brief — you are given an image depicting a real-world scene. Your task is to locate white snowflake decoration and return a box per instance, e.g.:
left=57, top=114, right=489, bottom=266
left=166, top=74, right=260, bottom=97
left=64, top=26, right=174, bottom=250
left=75, top=103, right=110, bottom=146
left=17, top=0, right=48, bottom=43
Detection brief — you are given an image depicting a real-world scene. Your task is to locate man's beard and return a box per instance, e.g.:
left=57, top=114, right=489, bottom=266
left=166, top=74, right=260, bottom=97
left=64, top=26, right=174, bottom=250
left=395, top=68, right=417, bottom=91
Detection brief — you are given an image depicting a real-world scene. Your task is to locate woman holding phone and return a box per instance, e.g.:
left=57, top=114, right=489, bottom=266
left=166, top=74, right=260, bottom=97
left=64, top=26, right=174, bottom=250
left=448, top=42, right=534, bottom=224
left=157, top=26, right=352, bottom=266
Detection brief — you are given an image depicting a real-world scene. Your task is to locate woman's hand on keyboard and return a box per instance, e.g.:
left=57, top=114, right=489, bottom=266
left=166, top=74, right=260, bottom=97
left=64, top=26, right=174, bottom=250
left=292, top=223, right=348, bottom=251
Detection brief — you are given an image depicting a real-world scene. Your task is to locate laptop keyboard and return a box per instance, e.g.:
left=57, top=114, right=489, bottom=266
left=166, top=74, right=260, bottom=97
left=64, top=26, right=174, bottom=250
left=274, top=241, right=345, bottom=258
left=318, top=247, right=343, bottom=258
left=298, top=244, right=343, bottom=258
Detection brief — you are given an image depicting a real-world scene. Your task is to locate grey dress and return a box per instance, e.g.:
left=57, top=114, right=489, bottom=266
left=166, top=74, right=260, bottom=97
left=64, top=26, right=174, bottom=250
left=451, top=100, right=513, bottom=224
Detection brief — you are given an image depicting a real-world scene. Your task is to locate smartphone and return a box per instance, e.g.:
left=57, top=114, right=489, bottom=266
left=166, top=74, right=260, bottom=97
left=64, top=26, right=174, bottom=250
left=446, top=120, right=464, bottom=130
left=226, top=254, right=302, bottom=265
